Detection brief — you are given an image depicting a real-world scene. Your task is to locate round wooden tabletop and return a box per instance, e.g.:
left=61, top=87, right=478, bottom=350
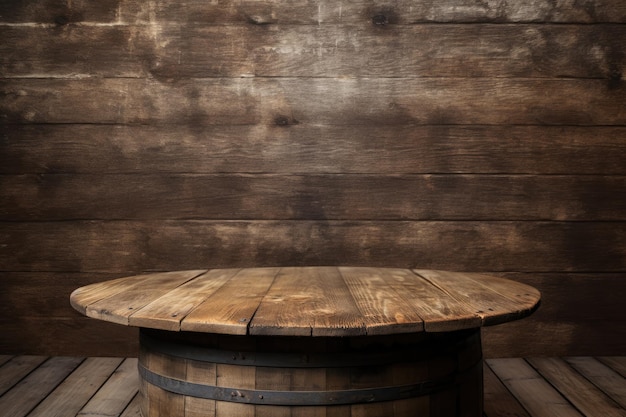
left=70, top=267, right=540, bottom=336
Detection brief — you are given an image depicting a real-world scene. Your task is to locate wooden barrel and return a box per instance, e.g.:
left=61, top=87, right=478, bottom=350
left=138, top=328, right=483, bottom=417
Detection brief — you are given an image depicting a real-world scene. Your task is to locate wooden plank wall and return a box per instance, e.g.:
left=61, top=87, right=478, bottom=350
left=1, top=0, right=625, bottom=357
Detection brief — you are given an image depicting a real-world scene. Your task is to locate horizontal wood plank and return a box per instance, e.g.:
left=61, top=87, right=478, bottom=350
left=2, top=124, right=625, bottom=175
left=120, top=0, right=626, bottom=24
left=1, top=221, right=624, bottom=273
left=0, top=26, right=150, bottom=78
left=2, top=78, right=624, bottom=126
left=2, top=0, right=625, bottom=23
left=2, top=174, right=625, bottom=221
left=0, top=318, right=139, bottom=357
left=0, top=0, right=121, bottom=24
left=483, top=320, right=626, bottom=358
left=2, top=25, right=623, bottom=79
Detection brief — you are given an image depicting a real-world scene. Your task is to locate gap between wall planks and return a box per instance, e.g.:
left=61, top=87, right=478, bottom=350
left=0, top=0, right=625, bottom=357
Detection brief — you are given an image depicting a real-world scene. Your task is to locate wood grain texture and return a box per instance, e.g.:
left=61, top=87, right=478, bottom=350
left=76, top=270, right=206, bottom=322
left=27, top=357, right=124, bottom=417
left=0, top=356, right=48, bottom=397
left=3, top=24, right=622, bottom=79
left=76, top=358, right=139, bottom=417
left=2, top=174, right=625, bottom=221
left=486, top=358, right=584, bottom=417
left=181, top=268, right=280, bottom=334
left=249, top=266, right=366, bottom=336
left=2, top=78, right=624, bottom=126
left=483, top=363, right=531, bottom=417
left=3, top=125, right=625, bottom=175
left=413, top=270, right=541, bottom=326
left=128, top=269, right=238, bottom=331
left=377, top=268, right=482, bottom=331
left=0, top=356, right=84, bottom=417
left=71, top=268, right=539, bottom=335
left=564, top=357, right=626, bottom=408
left=4, top=271, right=623, bottom=358
left=1, top=0, right=624, bottom=359
left=116, top=0, right=626, bottom=24
left=527, top=357, right=625, bottom=417
left=0, top=0, right=121, bottom=23
left=2, top=221, right=623, bottom=272
left=338, top=267, right=424, bottom=334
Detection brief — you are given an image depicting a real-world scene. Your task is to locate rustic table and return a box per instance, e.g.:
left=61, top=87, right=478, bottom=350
left=70, top=267, right=540, bottom=417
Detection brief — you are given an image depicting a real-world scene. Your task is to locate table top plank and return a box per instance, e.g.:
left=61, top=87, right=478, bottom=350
left=70, top=271, right=196, bottom=315
left=181, top=267, right=280, bottom=335
left=249, top=267, right=366, bottom=336
left=413, top=270, right=541, bottom=326
left=128, top=269, right=240, bottom=331
left=338, top=267, right=425, bottom=335
left=83, top=270, right=207, bottom=325
left=378, top=268, right=483, bottom=332
left=71, top=267, right=541, bottom=335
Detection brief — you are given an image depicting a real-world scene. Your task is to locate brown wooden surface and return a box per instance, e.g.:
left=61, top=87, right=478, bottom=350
left=3, top=78, right=625, bottom=125
left=2, top=125, right=625, bottom=175
left=1, top=0, right=624, bottom=358
left=2, top=174, right=625, bottom=221
left=1, top=0, right=625, bottom=23
left=2, top=25, right=624, bottom=79
left=71, top=267, right=540, bottom=336
left=137, top=329, right=484, bottom=417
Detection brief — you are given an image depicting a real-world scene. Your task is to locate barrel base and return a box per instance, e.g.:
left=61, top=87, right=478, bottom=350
left=139, top=329, right=483, bottom=417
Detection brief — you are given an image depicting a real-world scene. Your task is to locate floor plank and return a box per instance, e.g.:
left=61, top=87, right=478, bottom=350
left=0, top=355, right=48, bottom=396
left=487, top=358, right=585, bottom=417
left=0, top=355, right=622, bottom=417
left=599, top=357, right=626, bottom=378
left=565, top=357, right=626, bottom=409
left=119, top=393, right=142, bottom=417
left=483, top=362, right=531, bottom=417
left=0, top=356, right=84, bottom=417
left=27, top=357, right=124, bottom=417
left=76, top=358, right=139, bottom=417
left=528, top=357, right=625, bottom=417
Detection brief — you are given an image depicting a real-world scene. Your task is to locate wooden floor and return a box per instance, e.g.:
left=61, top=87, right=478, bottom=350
left=0, top=355, right=624, bottom=417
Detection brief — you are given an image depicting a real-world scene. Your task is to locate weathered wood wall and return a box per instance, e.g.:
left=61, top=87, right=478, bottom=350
left=1, top=0, right=625, bottom=357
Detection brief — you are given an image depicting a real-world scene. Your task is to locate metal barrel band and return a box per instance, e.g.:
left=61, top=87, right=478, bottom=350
left=138, top=358, right=482, bottom=406
left=140, top=329, right=479, bottom=369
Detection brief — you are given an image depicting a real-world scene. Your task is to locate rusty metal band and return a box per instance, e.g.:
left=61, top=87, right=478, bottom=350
left=138, top=360, right=482, bottom=406
left=140, top=330, right=479, bottom=369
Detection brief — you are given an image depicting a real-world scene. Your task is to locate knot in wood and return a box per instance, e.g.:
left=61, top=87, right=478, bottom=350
left=54, top=15, right=70, bottom=25
left=608, top=69, right=622, bottom=89
left=372, top=14, right=388, bottom=26
left=274, top=116, right=291, bottom=126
